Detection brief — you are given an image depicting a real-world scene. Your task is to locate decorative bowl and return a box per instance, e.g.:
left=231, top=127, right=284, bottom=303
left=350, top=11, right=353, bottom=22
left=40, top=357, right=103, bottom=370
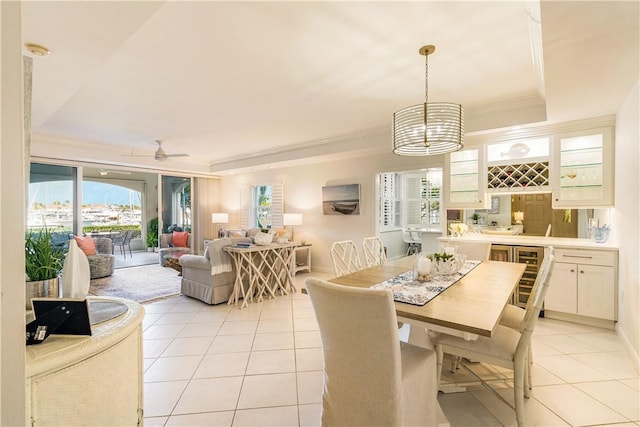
left=431, top=253, right=467, bottom=275
left=253, top=232, right=273, bottom=246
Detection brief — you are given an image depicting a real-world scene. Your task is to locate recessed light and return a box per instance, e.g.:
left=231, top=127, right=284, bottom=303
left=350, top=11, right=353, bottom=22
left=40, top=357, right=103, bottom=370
left=25, top=43, right=50, bottom=56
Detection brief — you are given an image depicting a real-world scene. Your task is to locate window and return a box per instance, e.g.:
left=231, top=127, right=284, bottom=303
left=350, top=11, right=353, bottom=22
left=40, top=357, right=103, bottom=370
left=405, top=168, right=442, bottom=227
left=378, top=172, right=400, bottom=231
left=254, top=185, right=272, bottom=228
left=28, top=163, right=77, bottom=248
left=251, top=183, right=283, bottom=229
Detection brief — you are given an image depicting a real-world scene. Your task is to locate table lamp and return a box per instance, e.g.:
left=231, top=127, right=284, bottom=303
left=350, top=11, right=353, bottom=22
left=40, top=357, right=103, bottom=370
left=513, top=211, right=524, bottom=225
left=283, top=213, right=303, bottom=241
left=211, top=213, right=229, bottom=238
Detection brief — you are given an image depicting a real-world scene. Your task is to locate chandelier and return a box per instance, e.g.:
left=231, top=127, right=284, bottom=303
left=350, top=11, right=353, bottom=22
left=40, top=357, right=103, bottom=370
left=392, top=45, right=464, bottom=156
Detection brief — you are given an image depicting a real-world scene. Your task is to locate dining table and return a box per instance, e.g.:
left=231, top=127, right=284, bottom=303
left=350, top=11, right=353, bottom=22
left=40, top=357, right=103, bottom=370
left=328, top=256, right=526, bottom=342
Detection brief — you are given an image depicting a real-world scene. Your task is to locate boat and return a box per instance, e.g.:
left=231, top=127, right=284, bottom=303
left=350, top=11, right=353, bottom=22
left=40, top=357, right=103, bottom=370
left=332, top=202, right=358, bottom=214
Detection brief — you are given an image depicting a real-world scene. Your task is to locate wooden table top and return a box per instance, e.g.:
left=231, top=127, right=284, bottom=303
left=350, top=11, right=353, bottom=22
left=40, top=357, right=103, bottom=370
left=223, top=242, right=299, bottom=253
left=328, top=257, right=526, bottom=337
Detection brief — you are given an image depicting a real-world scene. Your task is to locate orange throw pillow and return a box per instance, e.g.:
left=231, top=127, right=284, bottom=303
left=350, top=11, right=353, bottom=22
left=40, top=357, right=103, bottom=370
left=172, top=231, right=189, bottom=247
left=74, top=235, right=96, bottom=256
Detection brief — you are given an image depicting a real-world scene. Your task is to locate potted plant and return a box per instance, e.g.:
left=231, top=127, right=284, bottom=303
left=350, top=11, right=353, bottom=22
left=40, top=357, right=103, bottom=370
left=25, top=227, right=66, bottom=309
left=146, top=217, right=159, bottom=252
left=470, top=213, right=481, bottom=224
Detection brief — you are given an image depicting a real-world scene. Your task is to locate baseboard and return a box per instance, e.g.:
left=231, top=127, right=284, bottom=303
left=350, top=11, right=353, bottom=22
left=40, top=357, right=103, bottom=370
left=616, top=324, right=640, bottom=375
left=544, top=310, right=616, bottom=330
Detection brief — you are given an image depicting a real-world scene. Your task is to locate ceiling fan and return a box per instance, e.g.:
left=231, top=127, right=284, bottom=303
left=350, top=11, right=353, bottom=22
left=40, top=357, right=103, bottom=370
left=124, top=140, right=189, bottom=161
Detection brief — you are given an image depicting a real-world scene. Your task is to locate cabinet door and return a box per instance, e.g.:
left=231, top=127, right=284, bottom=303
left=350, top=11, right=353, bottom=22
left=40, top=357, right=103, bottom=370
left=551, top=127, right=613, bottom=208
left=577, top=265, right=616, bottom=320
left=444, top=147, right=488, bottom=209
left=545, top=263, right=578, bottom=314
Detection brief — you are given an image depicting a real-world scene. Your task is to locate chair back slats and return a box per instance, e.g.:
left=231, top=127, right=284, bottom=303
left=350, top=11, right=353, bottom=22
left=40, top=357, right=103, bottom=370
left=516, top=249, right=555, bottom=357
left=362, top=236, right=387, bottom=268
left=329, top=240, right=362, bottom=276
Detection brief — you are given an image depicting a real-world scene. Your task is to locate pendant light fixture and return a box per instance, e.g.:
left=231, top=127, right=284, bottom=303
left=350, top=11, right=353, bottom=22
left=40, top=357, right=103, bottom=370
left=392, top=45, right=464, bottom=156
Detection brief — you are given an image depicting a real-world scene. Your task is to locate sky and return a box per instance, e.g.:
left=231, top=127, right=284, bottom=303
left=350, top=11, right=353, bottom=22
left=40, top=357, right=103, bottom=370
left=29, top=181, right=141, bottom=206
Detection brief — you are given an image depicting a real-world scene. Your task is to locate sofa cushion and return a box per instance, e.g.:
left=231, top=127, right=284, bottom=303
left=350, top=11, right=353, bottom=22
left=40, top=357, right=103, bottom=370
left=227, top=229, right=247, bottom=239
left=172, top=231, right=189, bottom=247
left=74, top=235, right=96, bottom=256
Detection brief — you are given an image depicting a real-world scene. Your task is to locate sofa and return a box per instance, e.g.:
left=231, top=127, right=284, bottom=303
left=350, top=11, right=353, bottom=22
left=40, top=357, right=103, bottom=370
left=87, top=238, right=116, bottom=279
left=158, top=231, right=192, bottom=266
left=179, top=237, right=240, bottom=304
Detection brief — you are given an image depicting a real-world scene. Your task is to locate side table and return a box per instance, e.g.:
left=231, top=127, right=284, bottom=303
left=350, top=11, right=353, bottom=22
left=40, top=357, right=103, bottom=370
left=291, top=244, right=312, bottom=276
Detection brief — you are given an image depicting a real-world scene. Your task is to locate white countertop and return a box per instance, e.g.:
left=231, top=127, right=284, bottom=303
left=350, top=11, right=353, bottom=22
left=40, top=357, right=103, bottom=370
left=438, top=233, right=618, bottom=251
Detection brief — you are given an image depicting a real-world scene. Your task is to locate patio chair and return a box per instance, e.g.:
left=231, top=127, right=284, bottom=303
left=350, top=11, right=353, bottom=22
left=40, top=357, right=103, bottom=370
left=112, top=230, right=133, bottom=259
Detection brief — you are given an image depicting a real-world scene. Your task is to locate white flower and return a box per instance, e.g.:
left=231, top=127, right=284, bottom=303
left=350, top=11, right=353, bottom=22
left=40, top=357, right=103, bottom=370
left=449, top=222, right=468, bottom=235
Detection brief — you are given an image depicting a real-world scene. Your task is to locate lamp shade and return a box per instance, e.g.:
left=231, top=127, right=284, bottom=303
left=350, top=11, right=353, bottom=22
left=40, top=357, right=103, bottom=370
left=393, top=103, right=464, bottom=156
left=283, top=213, right=303, bottom=226
left=514, top=211, right=524, bottom=222
left=392, top=45, right=464, bottom=156
left=211, top=213, right=229, bottom=224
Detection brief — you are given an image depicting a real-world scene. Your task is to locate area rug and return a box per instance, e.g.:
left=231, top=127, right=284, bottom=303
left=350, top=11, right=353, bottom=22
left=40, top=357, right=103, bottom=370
left=89, top=264, right=182, bottom=303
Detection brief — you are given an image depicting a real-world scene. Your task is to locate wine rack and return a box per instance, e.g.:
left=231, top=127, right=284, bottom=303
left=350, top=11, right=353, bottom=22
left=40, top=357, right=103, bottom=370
left=487, top=162, right=549, bottom=191
left=514, top=246, right=545, bottom=308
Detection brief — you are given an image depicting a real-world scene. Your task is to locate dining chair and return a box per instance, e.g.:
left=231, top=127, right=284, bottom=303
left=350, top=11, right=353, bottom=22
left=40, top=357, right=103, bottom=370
left=362, top=236, right=387, bottom=268
left=499, top=246, right=555, bottom=386
left=433, top=252, right=555, bottom=427
left=402, top=228, right=422, bottom=256
left=305, top=277, right=439, bottom=427
left=329, top=240, right=362, bottom=276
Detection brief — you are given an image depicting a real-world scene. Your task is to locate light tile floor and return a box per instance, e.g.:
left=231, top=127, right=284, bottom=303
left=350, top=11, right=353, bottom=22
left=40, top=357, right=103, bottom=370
left=142, top=272, right=639, bottom=427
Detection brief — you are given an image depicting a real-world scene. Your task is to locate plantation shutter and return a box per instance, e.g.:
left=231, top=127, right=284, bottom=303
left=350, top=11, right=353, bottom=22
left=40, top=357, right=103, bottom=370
left=270, top=182, right=284, bottom=228
left=240, top=185, right=250, bottom=228
left=378, top=173, right=398, bottom=231
left=405, top=173, right=423, bottom=226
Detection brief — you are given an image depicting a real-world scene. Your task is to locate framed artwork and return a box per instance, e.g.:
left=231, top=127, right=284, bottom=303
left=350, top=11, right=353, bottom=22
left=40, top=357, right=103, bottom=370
left=322, top=184, right=360, bottom=215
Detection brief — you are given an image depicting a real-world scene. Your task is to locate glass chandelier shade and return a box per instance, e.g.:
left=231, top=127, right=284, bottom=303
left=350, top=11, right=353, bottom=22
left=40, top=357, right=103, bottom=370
left=392, top=45, right=465, bottom=156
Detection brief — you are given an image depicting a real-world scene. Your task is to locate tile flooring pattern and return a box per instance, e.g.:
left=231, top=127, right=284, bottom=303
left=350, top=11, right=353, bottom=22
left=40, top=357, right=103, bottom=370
left=142, top=272, right=639, bottom=427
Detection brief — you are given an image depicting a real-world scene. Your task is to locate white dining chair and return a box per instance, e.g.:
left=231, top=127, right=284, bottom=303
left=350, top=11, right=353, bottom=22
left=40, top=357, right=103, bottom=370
left=362, top=236, right=387, bottom=268
left=329, top=240, right=362, bottom=276
left=305, top=277, right=439, bottom=427
left=499, top=246, right=555, bottom=386
left=402, top=229, right=422, bottom=256
left=433, top=252, right=555, bottom=427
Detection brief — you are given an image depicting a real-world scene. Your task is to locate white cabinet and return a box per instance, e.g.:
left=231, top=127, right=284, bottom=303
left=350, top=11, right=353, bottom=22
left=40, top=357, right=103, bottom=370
left=551, top=127, right=614, bottom=208
left=444, top=147, right=488, bottom=209
left=546, top=248, right=617, bottom=321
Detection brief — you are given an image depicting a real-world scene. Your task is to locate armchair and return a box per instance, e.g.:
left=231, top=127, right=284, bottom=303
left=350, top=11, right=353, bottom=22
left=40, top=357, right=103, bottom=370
left=158, top=232, right=192, bottom=266
left=87, top=238, right=115, bottom=279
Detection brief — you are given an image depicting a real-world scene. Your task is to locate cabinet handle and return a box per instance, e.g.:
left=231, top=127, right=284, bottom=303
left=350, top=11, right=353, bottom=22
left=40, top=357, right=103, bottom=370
left=562, top=255, right=593, bottom=259
left=580, top=270, right=585, bottom=274
left=570, top=269, right=575, bottom=273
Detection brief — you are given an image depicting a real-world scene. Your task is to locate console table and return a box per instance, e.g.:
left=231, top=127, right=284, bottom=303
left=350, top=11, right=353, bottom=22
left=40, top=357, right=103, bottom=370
left=26, top=297, right=145, bottom=426
left=224, top=242, right=298, bottom=308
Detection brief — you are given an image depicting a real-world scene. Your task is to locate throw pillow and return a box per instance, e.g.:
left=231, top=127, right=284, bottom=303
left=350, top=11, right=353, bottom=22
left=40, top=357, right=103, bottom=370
left=73, top=235, right=96, bottom=256
left=172, top=231, right=189, bottom=247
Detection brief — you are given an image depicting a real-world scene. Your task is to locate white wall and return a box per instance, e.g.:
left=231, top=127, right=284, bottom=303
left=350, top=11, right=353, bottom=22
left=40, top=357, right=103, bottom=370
left=611, top=80, right=640, bottom=361
left=1, top=2, right=27, bottom=424
left=220, top=145, right=443, bottom=273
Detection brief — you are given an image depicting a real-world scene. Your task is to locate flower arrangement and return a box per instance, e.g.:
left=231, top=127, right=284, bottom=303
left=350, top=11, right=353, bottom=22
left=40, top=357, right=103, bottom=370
left=448, top=222, right=468, bottom=237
